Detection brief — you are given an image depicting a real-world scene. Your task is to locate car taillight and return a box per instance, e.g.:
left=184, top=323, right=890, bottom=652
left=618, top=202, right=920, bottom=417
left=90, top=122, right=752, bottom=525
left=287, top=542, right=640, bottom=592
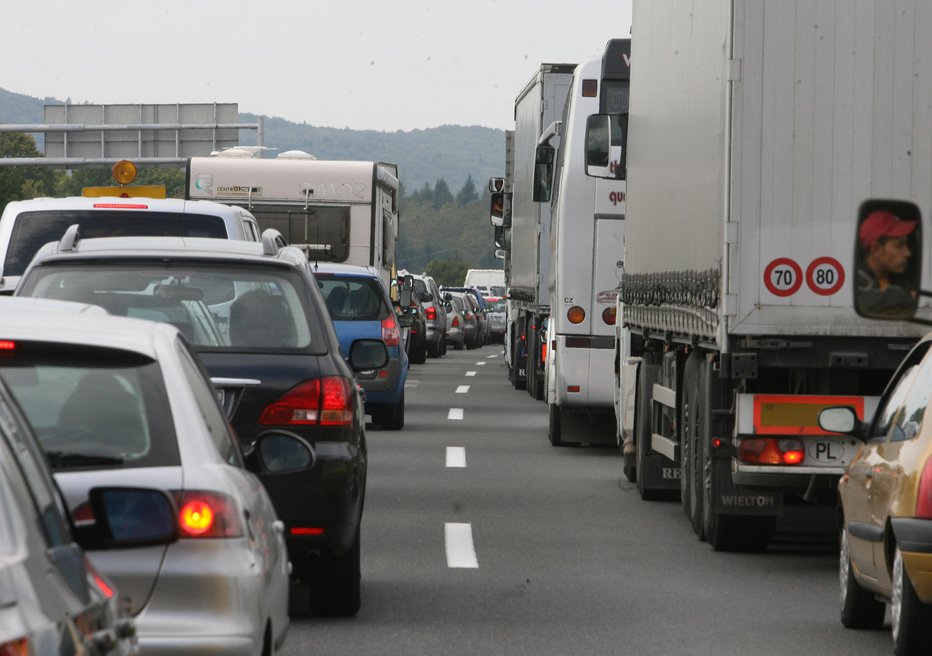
left=259, top=377, right=354, bottom=427
left=0, top=340, right=14, bottom=351
left=85, top=556, right=115, bottom=599
left=738, top=437, right=805, bottom=465
left=175, top=490, right=242, bottom=538
left=452, top=316, right=460, bottom=327
left=917, top=457, right=932, bottom=518
left=541, top=341, right=547, bottom=363
left=0, top=637, right=29, bottom=656
left=425, top=306, right=437, bottom=321
left=602, top=307, right=617, bottom=325
left=381, top=314, right=400, bottom=347
left=464, top=312, right=473, bottom=320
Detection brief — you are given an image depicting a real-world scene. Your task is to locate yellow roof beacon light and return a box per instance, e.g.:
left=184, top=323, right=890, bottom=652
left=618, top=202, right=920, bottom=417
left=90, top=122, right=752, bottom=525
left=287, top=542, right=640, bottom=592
left=112, top=159, right=138, bottom=185
left=82, top=159, right=167, bottom=199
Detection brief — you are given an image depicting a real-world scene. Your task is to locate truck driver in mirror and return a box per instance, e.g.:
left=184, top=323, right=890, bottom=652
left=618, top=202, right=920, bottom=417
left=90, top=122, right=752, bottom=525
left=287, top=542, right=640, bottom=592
left=856, top=209, right=918, bottom=317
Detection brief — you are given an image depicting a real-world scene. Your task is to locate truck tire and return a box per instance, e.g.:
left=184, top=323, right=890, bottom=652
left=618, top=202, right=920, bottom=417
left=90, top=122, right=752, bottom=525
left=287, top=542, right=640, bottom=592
left=680, top=353, right=704, bottom=537
left=548, top=403, right=564, bottom=446
left=839, top=529, right=885, bottom=629
left=701, top=434, right=776, bottom=551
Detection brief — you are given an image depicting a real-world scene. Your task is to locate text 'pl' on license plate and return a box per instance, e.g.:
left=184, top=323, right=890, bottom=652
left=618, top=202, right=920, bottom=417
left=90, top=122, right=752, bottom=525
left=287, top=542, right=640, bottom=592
left=806, top=438, right=859, bottom=466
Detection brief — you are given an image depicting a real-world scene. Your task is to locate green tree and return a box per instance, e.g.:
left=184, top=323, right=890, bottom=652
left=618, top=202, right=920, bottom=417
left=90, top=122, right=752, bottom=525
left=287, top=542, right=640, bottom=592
left=432, top=178, right=453, bottom=208
left=426, top=255, right=470, bottom=287
left=455, top=174, right=478, bottom=206
left=0, top=133, right=59, bottom=213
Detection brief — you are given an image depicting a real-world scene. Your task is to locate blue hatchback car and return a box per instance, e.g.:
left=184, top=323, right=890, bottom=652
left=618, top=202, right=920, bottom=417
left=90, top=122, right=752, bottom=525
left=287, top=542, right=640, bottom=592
left=314, top=264, right=408, bottom=429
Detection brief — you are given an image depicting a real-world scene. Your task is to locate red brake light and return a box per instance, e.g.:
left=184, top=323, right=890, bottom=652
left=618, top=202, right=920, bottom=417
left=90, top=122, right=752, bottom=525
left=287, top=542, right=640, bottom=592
left=541, top=341, right=548, bottom=363
left=290, top=527, right=325, bottom=536
left=320, top=377, right=353, bottom=426
left=425, top=306, right=437, bottom=321
left=917, top=457, right=932, bottom=518
left=85, top=556, right=115, bottom=598
left=602, top=307, right=617, bottom=325
left=381, top=314, right=400, bottom=347
left=259, top=377, right=353, bottom=427
left=92, top=203, right=149, bottom=209
left=738, top=438, right=805, bottom=465
left=452, top=316, right=460, bottom=327
left=0, top=341, right=14, bottom=351
left=175, top=491, right=242, bottom=538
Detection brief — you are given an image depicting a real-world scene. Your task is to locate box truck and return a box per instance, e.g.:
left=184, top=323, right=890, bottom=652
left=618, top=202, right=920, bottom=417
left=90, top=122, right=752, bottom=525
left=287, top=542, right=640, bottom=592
left=614, top=0, right=932, bottom=550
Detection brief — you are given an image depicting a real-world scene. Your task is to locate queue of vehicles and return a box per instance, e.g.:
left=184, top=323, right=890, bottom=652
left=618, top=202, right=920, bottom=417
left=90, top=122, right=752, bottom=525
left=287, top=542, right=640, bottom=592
left=0, top=154, right=464, bottom=654
left=488, top=4, right=932, bottom=653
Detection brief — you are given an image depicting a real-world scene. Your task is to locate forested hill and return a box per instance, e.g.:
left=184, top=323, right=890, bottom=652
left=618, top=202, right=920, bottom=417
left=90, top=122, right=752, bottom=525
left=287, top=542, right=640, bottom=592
left=0, top=88, right=505, bottom=193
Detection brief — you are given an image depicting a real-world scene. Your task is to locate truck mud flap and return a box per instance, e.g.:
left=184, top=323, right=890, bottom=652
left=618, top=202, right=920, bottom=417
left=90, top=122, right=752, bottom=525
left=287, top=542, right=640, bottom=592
left=638, top=453, right=680, bottom=491
left=710, top=458, right=782, bottom=516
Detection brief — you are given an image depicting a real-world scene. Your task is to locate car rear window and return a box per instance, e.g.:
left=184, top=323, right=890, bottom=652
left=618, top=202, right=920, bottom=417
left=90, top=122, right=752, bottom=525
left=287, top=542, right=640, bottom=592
left=3, top=210, right=228, bottom=277
left=18, top=263, right=324, bottom=353
left=487, top=299, right=506, bottom=311
left=246, top=204, right=350, bottom=263
left=0, top=343, right=180, bottom=470
left=316, top=275, right=389, bottom=321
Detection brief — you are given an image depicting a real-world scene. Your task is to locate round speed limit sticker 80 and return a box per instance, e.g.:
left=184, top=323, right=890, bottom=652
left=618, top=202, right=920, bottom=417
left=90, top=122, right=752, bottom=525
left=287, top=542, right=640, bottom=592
left=805, top=257, right=845, bottom=296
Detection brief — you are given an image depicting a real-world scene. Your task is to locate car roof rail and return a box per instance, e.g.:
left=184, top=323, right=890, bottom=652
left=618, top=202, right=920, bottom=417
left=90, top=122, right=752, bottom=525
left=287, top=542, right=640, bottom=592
left=260, top=228, right=287, bottom=256
left=59, top=224, right=80, bottom=252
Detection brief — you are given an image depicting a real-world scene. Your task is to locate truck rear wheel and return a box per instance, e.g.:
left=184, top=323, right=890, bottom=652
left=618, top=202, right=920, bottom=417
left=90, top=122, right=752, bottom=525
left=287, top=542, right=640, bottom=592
left=680, top=353, right=704, bottom=537
left=701, top=439, right=776, bottom=551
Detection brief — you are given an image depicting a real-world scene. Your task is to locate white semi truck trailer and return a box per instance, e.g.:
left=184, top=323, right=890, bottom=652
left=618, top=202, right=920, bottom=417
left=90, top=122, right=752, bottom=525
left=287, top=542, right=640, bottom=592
left=614, top=0, right=932, bottom=550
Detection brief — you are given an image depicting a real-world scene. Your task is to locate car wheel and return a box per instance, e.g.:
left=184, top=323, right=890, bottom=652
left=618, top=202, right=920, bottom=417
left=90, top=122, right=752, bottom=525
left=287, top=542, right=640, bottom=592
left=427, top=339, right=440, bottom=358
left=548, top=403, right=563, bottom=446
left=839, top=529, right=885, bottom=629
left=379, top=393, right=405, bottom=431
left=440, top=337, right=447, bottom=356
left=410, top=338, right=427, bottom=364
left=311, top=527, right=362, bottom=617
left=892, top=546, right=932, bottom=655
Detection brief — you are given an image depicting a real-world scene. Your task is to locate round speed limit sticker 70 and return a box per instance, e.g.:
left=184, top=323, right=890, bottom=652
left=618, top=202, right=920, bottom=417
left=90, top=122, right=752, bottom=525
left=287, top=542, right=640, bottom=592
left=763, top=258, right=803, bottom=297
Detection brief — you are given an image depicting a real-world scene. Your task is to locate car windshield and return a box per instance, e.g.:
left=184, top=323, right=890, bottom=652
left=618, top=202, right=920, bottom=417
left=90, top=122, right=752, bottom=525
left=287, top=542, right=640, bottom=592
left=3, top=210, right=228, bottom=277
left=0, top=343, right=179, bottom=470
left=19, top=263, right=316, bottom=351
left=317, top=275, right=389, bottom=321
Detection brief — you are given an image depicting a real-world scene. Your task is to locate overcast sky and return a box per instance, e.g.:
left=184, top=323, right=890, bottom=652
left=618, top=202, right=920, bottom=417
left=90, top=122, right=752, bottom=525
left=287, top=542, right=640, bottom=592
left=1, top=0, right=632, bottom=132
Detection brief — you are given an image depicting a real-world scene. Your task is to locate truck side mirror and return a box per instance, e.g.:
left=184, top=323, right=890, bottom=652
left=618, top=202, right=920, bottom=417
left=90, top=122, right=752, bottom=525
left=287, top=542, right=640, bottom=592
left=533, top=146, right=555, bottom=203
left=490, top=191, right=505, bottom=227
left=853, top=199, right=923, bottom=321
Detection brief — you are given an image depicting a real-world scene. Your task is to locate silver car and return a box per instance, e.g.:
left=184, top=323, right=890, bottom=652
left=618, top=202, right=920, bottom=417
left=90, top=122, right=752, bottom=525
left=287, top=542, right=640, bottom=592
left=0, top=298, right=312, bottom=655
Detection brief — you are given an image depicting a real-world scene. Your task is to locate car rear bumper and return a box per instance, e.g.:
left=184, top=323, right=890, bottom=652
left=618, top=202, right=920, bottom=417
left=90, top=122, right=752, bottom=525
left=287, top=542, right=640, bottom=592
left=358, top=357, right=406, bottom=405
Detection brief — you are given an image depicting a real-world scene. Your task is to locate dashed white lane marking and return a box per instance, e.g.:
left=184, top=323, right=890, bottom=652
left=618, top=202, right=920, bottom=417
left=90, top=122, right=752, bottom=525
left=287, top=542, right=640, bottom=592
left=448, top=408, right=464, bottom=420
left=446, top=446, right=466, bottom=468
left=465, top=371, right=477, bottom=377
left=445, top=523, right=479, bottom=568
left=486, top=354, right=497, bottom=359
left=476, top=361, right=486, bottom=366
left=405, top=379, right=419, bottom=388
left=455, top=385, right=470, bottom=394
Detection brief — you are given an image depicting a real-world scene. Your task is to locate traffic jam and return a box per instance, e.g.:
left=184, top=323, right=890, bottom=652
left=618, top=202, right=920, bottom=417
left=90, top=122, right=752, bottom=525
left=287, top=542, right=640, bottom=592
left=6, top=2, right=932, bottom=655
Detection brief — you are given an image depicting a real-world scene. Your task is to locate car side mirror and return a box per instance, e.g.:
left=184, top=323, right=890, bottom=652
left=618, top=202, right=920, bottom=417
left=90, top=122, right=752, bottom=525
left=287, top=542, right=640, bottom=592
left=419, top=291, right=433, bottom=303
left=349, top=338, right=389, bottom=371
left=74, top=487, right=179, bottom=550
left=854, top=199, right=923, bottom=322
left=818, top=406, right=867, bottom=440
left=248, top=430, right=315, bottom=474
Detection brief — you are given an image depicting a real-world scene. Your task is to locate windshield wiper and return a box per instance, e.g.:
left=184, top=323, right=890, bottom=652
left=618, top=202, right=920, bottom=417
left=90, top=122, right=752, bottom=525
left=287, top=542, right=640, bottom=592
left=44, top=451, right=124, bottom=468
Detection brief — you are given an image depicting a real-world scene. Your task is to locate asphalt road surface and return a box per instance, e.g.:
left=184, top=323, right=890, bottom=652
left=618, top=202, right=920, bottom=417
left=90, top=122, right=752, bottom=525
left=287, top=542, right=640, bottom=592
left=282, top=344, right=893, bottom=656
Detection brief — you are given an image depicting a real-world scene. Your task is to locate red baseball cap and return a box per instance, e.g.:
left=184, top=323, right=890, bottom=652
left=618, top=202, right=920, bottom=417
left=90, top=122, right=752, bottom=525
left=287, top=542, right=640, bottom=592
left=859, top=210, right=917, bottom=248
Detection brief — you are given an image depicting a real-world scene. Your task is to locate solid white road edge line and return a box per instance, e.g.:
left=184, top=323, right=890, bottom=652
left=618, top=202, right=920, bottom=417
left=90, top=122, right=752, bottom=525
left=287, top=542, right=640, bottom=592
left=446, top=446, right=466, bottom=468
left=455, top=385, right=470, bottom=394
left=445, top=522, right=479, bottom=568
left=448, top=408, right=464, bottom=420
